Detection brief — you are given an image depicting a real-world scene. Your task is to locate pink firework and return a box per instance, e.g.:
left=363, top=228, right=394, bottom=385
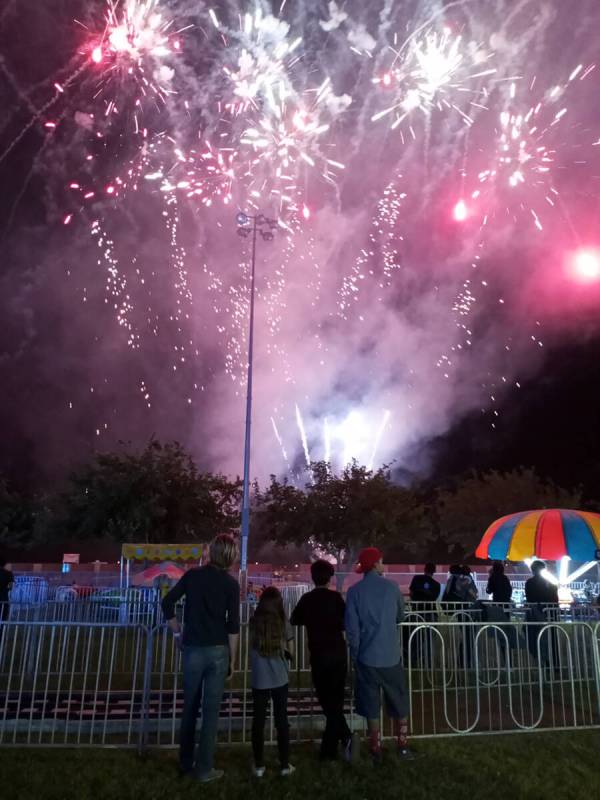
left=88, top=0, right=188, bottom=123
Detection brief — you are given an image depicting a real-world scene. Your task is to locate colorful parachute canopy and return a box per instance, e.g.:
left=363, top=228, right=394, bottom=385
left=475, top=509, right=600, bottom=562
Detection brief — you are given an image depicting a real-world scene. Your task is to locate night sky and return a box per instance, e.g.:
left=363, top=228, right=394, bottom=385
left=1, top=0, right=600, bottom=494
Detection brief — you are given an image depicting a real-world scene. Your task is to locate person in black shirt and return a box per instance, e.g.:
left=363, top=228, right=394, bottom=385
left=525, top=560, right=559, bottom=606
left=407, top=563, right=440, bottom=667
left=409, top=563, right=441, bottom=606
left=0, top=557, right=14, bottom=623
left=290, top=560, right=354, bottom=761
left=162, top=535, right=240, bottom=784
left=486, top=561, right=513, bottom=604
left=524, top=560, right=560, bottom=665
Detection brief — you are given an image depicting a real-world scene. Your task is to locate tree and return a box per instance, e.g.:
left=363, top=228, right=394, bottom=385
left=45, top=440, right=242, bottom=545
left=0, top=478, right=36, bottom=550
left=436, top=468, right=583, bottom=558
left=250, top=478, right=312, bottom=565
left=255, top=461, right=427, bottom=580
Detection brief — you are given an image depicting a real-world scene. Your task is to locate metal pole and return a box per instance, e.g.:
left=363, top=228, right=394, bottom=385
left=240, top=217, right=258, bottom=574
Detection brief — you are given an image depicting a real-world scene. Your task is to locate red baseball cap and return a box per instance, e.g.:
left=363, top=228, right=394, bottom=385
left=355, top=547, right=383, bottom=573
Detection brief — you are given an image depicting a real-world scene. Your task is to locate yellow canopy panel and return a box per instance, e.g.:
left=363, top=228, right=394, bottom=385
left=121, top=543, right=206, bottom=562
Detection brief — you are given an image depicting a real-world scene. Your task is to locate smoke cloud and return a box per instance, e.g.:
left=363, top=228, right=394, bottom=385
left=1, top=0, right=599, bottom=489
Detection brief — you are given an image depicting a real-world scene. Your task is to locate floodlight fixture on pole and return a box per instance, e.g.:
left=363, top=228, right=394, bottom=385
left=235, top=211, right=278, bottom=575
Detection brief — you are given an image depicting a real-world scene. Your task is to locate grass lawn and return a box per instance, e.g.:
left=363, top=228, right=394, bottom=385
left=1, top=731, right=599, bottom=800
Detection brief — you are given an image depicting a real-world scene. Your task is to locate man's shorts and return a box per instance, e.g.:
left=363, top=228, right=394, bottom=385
left=354, top=660, right=409, bottom=719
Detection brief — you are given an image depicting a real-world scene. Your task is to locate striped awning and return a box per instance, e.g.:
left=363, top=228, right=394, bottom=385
left=475, top=509, right=600, bottom=561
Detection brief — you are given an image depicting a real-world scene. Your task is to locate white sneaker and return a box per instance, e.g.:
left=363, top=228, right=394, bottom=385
left=253, top=765, right=266, bottom=778
left=280, top=764, right=296, bottom=776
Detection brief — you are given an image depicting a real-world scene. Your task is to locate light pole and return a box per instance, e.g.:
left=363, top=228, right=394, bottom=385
left=235, top=211, right=278, bottom=576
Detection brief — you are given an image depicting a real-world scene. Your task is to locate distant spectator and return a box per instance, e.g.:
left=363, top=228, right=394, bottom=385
left=486, top=562, right=513, bottom=604
left=345, top=547, right=417, bottom=762
left=291, top=559, right=355, bottom=762
left=442, top=564, right=477, bottom=604
left=460, top=565, right=479, bottom=602
left=409, top=563, right=441, bottom=604
left=156, top=574, right=172, bottom=600
left=441, top=564, right=461, bottom=603
left=250, top=587, right=295, bottom=778
left=246, top=582, right=258, bottom=604
left=407, top=562, right=440, bottom=666
left=0, top=557, right=14, bottom=623
left=524, top=560, right=560, bottom=665
left=525, top=561, right=559, bottom=606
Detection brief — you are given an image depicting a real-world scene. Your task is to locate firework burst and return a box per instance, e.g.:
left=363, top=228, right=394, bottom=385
left=147, top=139, right=237, bottom=207
left=217, top=6, right=303, bottom=117
left=372, top=26, right=496, bottom=133
left=467, top=64, right=596, bottom=230
left=7, top=1, right=599, bottom=464
left=238, top=77, right=347, bottom=212
left=89, top=0, right=188, bottom=129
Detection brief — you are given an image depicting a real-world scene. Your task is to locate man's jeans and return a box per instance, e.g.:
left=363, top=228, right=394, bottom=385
left=180, top=645, right=229, bottom=777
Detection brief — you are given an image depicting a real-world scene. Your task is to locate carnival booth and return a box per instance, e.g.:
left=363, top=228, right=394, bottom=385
left=120, top=543, right=206, bottom=588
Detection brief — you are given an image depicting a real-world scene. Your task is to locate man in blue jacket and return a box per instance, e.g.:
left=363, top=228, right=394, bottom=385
left=345, top=547, right=416, bottom=762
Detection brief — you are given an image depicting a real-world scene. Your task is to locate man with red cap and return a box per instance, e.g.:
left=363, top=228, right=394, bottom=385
left=345, top=547, right=415, bottom=762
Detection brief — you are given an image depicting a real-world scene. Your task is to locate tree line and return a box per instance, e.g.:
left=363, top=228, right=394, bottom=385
left=0, top=439, right=589, bottom=565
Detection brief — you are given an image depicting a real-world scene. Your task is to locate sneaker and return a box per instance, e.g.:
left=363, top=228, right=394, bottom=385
left=397, top=747, right=422, bottom=761
left=197, top=769, right=224, bottom=783
left=343, top=732, right=361, bottom=764
left=280, top=764, right=296, bottom=776
left=253, top=765, right=266, bottom=778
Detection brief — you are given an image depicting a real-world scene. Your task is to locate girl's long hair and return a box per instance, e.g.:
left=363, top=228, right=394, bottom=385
left=250, top=586, right=286, bottom=658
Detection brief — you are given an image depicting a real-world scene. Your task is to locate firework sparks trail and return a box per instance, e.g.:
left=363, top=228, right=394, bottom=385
left=339, top=172, right=406, bottom=318
left=368, top=409, right=391, bottom=470
left=0, top=56, right=41, bottom=138
left=277, top=406, right=394, bottom=473
left=271, top=416, right=291, bottom=469
left=323, top=417, right=332, bottom=465
left=295, top=403, right=311, bottom=467
left=91, top=219, right=140, bottom=349
left=0, top=58, right=90, bottom=166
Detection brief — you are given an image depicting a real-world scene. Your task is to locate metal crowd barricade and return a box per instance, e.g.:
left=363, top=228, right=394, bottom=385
left=7, top=589, right=160, bottom=626
left=0, top=616, right=598, bottom=750
left=402, top=620, right=600, bottom=737
left=0, top=621, right=151, bottom=748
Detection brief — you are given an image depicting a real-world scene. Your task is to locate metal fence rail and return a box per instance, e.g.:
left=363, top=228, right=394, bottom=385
left=1, top=619, right=598, bottom=749
left=0, top=622, right=150, bottom=747
left=4, top=597, right=600, bottom=630
left=403, top=621, right=600, bottom=737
